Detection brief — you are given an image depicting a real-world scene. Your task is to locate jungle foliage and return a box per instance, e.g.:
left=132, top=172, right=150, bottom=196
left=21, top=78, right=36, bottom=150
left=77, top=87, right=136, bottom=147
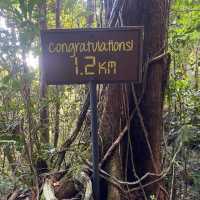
left=0, top=0, right=199, bottom=199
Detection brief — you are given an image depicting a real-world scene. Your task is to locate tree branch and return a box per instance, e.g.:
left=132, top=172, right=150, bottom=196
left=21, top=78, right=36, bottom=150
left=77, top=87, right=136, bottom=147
left=55, top=92, right=90, bottom=168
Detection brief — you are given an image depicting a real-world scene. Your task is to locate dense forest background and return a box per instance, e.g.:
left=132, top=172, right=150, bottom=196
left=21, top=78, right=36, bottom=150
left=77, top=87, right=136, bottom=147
left=0, top=0, right=199, bottom=200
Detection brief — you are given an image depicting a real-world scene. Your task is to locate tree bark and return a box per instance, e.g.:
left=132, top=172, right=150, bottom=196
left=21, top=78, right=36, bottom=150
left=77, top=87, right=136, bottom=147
left=98, top=0, right=170, bottom=199
left=39, top=0, right=49, bottom=144
left=54, top=0, right=61, bottom=148
left=87, top=0, right=95, bottom=27
left=104, top=0, right=114, bottom=26
left=98, top=85, right=124, bottom=200
left=122, top=0, right=170, bottom=198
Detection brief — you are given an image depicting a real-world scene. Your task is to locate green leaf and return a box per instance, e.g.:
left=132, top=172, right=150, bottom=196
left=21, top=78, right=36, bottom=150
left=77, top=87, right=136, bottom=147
left=27, top=0, right=40, bottom=19
left=19, top=0, right=28, bottom=19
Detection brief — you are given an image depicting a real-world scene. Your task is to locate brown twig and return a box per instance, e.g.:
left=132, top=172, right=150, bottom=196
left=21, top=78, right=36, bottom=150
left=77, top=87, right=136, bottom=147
left=55, top=92, right=90, bottom=168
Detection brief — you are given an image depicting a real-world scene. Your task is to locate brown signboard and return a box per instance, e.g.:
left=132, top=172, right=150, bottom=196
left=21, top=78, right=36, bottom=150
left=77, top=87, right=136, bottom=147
left=40, top=27, right=143, bottom=85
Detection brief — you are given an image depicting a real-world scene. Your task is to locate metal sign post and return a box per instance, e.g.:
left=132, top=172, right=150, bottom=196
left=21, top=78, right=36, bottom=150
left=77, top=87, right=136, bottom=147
left=40, top=26, right=144, bottom=199
left=89, top=81, right=99, bottom=200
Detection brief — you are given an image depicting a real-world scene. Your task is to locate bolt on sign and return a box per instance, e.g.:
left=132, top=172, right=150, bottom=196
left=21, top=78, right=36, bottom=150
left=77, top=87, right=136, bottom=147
left=40, top=27, right=143, bottom=85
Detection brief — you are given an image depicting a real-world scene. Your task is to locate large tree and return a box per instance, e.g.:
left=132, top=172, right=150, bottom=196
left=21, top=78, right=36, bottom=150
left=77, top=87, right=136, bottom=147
left=97, top=0, right=170, bottom=199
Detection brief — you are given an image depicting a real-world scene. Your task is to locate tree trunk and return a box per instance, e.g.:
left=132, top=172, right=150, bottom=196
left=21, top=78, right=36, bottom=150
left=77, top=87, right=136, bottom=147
left=87, top=0, right=94, bottom=27
left=54, top=0, right=61, bottom=148
left=194, top=47, right=199, bottom=91
left=99, top=0, right=170, bottom=199
left=104, top=0, right=114, bottom=26
left=122, top=0, right=170, bottom=198
left=39, top=0, right=49, bottom=144
left=98, top=85, right=124, bottom=200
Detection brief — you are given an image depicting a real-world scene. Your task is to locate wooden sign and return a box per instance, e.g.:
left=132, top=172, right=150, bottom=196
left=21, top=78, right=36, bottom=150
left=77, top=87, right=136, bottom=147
left=40, top=27, right=143, bottom=85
